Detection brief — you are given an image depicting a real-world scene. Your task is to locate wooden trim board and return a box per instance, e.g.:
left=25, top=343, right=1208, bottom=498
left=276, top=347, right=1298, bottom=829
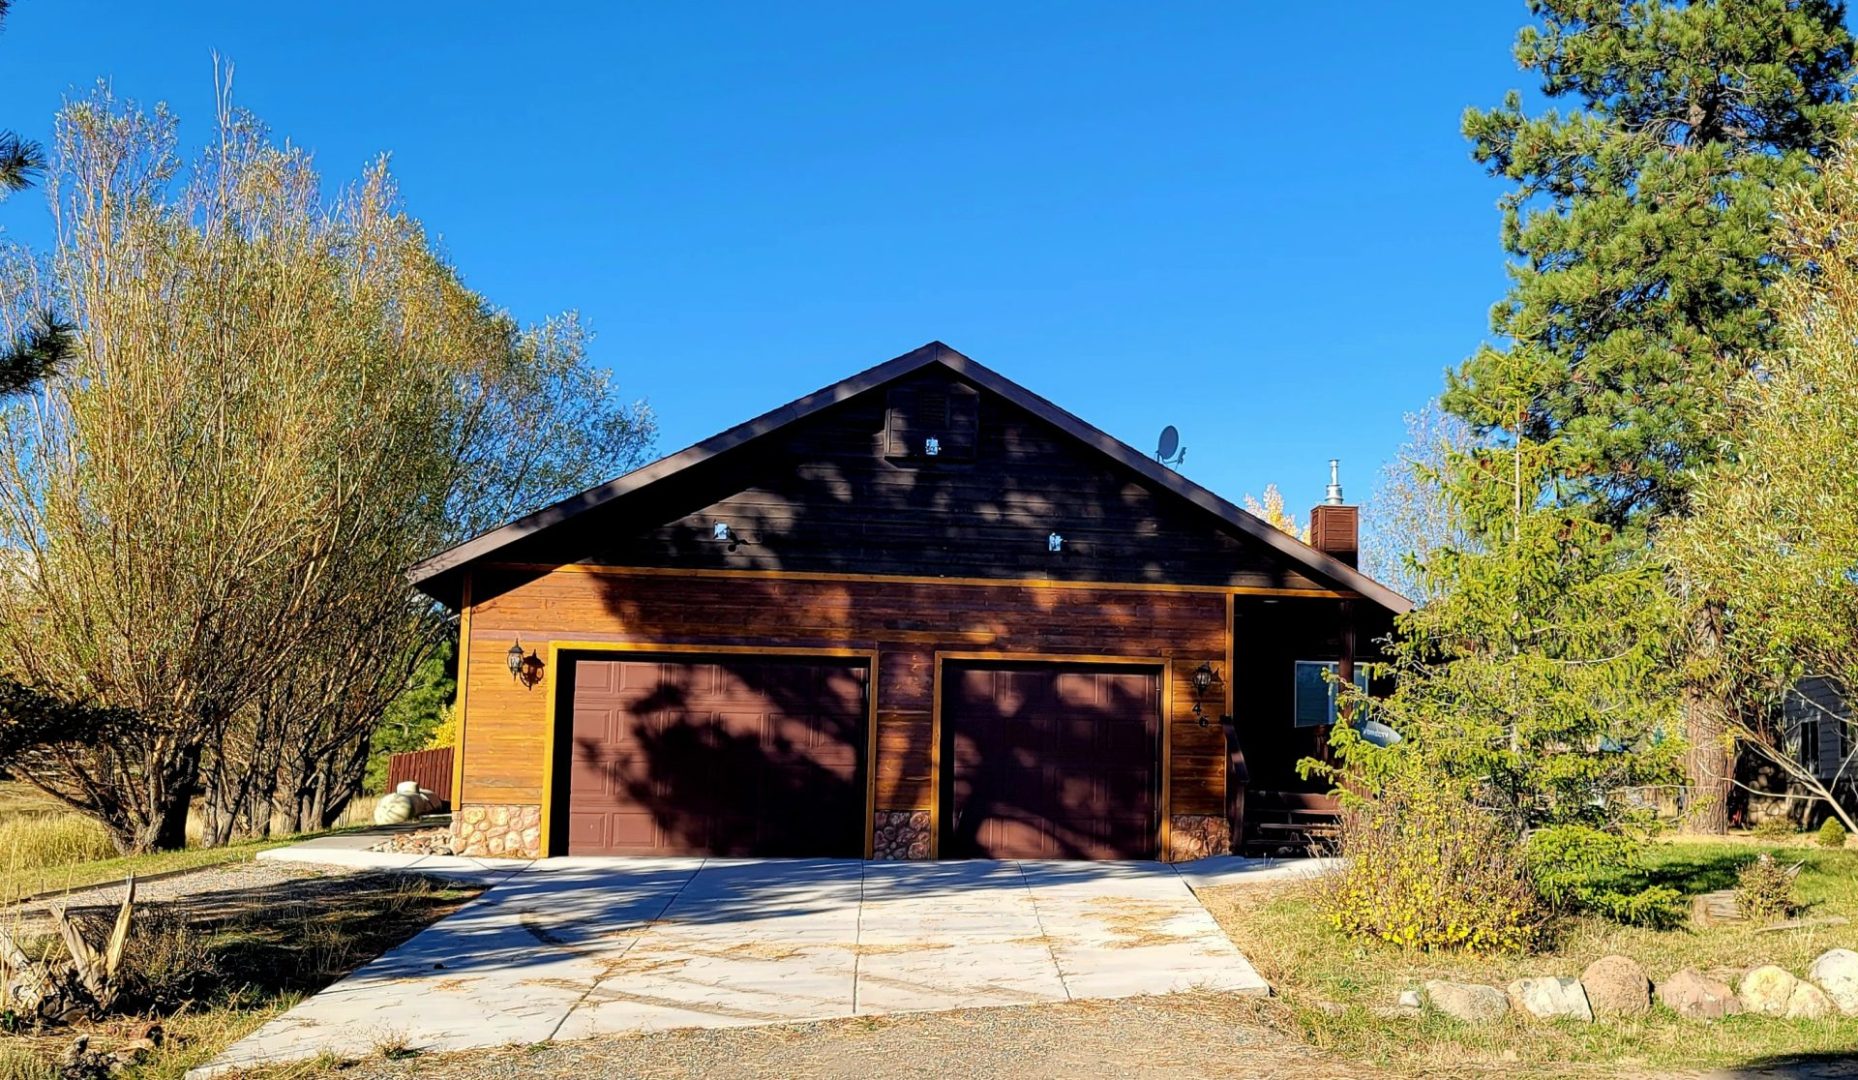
left=487, top=561, right=1358, bottom=601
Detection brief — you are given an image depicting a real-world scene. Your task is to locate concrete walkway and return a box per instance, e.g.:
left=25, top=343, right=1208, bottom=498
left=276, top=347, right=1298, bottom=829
left=192, top=847, right=1274, bottom=1077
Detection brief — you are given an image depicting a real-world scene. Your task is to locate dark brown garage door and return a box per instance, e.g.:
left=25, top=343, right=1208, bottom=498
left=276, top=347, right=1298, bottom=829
left=943, top=662, right=1160, bottom=860
left=563, top=655, right=867, bottom=857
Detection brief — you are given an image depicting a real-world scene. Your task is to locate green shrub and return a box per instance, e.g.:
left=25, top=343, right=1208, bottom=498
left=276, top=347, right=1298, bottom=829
left=1819, top=818, right=1849, bottom=849
left=1317, top=777, right=1547, bottom=953
left=1525, top=824, right=1684, bottom=927
left=1751, top=815, right=1797, bottom=840
left=1735, top=852, right=1796, bottom=921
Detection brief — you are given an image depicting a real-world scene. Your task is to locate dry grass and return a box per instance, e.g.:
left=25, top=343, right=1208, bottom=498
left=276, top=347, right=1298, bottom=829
left=1, top=873, right=481, bottom=1079
left=1200, top=840, right=1858, bottom=1073
left=0, top=812, right=116, bottom=872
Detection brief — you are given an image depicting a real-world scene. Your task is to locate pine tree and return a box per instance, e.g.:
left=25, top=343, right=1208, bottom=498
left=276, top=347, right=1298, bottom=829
left=1449, top=0, right=1855, bottom=830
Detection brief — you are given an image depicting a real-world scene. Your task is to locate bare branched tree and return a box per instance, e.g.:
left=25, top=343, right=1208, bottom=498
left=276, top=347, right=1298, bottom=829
left=0, top=81, right=653, bottom=851
left=1360, top=402, right=1475, bottom=604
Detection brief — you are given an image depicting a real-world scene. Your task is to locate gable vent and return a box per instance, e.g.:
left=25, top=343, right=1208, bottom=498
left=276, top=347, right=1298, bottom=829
left=887, top=381, right=978, bottom=460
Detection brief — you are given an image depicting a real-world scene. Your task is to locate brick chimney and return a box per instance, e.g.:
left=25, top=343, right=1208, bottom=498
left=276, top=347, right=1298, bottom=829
left=1309, top=458, right=1358, bottom=568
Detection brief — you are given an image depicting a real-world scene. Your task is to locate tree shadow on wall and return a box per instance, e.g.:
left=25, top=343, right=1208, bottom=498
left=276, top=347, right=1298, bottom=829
left=555, top=653, right=866, bottom=857
left=496, top=372, right=1329, bottom=859
left=941, top=661, right=1162, bottom=860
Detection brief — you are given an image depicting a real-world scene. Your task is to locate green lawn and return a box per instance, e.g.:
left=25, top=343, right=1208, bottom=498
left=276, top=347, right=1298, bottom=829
left=1202, top=839, right=1858, bottom=1074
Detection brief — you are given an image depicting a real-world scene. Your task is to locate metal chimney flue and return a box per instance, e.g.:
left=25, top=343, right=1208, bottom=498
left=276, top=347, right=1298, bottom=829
left=1311, top=459, right=1357, bottom=567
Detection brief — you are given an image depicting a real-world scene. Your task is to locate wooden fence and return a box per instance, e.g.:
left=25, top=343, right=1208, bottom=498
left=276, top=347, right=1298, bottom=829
left=385, top=747, right=453, bottom=811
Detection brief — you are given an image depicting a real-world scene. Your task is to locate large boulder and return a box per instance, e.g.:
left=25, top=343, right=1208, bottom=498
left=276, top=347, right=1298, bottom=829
left=373, top=792, right=418, bottom=825
left=1580, top=955, right=1651, bottom=1018
left=1737, top=965, right=1798, bottom=1017
left=1807, top=949, right=1858, bottom=1015
left=1507, top=977, right=1593, bottom=1022
left=1423, top=980, right=1510, bottom=1024
left=1787, top=980, right=1835, bottom=1020
left=1658, top=968, right=1742, bottom=1021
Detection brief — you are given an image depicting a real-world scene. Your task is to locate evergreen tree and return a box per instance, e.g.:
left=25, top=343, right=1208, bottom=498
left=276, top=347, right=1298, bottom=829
left=0, top=4, right=45, bottom=196
left=1449, top=0, right=1855, bottom=830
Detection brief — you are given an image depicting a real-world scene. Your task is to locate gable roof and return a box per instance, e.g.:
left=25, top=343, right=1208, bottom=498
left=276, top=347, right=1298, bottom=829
left=409, top=342, right=1413, bottom=615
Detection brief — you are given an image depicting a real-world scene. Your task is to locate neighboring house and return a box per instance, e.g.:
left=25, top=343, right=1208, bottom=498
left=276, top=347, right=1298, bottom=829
left=409, top=343, right=1410, bottom=861
left=1786, top=677, right=1852, bottom=788
left=1740, top=676, right=1856, bottom=828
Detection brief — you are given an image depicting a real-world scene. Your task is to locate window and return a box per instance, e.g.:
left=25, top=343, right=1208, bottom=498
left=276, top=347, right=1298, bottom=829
left=1293, top=660, right=1369, bottom=727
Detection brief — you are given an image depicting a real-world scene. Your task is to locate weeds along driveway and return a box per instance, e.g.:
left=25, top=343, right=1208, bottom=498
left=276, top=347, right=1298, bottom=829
left=189, top=856, right=1269, bottom=1077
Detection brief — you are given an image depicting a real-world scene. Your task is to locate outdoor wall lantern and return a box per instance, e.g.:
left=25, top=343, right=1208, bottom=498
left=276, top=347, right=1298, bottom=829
left=507, top=639, right=543, bottom=688
left=1191, top=662, right=1219, bottom=726
left=924, top=436, right=941, bottom=456
left=1047, top=532, right=1064, bottom=553
left=712, top=522, right=734, bottom=542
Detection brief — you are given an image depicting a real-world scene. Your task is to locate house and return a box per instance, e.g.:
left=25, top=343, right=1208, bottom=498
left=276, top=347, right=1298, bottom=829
left=1737, top=676, right=1855, bottom=828
left=408, top=343, right=1411, bottom=861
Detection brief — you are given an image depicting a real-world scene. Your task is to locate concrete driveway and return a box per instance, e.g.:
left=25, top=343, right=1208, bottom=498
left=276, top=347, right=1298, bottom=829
left=194, top=856, right=1268, bottom=1077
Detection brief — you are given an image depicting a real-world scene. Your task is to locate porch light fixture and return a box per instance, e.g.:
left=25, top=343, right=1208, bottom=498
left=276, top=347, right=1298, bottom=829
left=1191, top=662, right=1219, bottom=726
left=507, top=639, right=543, bottom=688
left=924, top=436, right=941, bottom=456
left=712, top=522, right=733, bottom=542
left=1047, top=532, right=1064, bottom=553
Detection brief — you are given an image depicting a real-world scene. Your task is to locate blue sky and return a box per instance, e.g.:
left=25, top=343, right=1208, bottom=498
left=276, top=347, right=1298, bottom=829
left=0, top=3, right=1537, bottom=515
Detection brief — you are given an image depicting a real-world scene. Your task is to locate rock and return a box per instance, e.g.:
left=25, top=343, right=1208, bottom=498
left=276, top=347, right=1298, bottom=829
left=1580, top=955, right=1652, bottom=1018
left=1368, top=1003, right=1421, bottom=1019
left=1738, top=964, right=1798, bottom=1017
left=1787, top=980, right=1834, bottom=1020
left=373, top=792, right=417, bottom=825
left=111, top=1037, right=156, bottom=1066
left=1396, top=989, right=1422, bottom=1010
left=1423, top=979, right=1510, bottom=1024
left=1506, top=977, right=1594, bottom=1022
left=1658, top=968, right=1743, bottom=1020
left=1807, top=948, right=1858, bottom=1015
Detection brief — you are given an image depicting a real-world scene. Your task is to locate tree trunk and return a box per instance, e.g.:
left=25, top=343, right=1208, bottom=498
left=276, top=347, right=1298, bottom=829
left=1683, top=600, right=1732, bottom=834
left=140, top=741, right=202, bottom=852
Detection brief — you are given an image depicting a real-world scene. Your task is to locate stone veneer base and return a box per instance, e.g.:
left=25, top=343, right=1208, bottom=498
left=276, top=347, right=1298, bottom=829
left=454, top=803, right=542, bottom=858
left=872, top=810, right=933, bottom=859
left=1167, top=814, right=1232, bottom=862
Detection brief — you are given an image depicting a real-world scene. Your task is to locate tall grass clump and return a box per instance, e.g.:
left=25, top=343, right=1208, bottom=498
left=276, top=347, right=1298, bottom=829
left=0, top=812, right=115, bottom=874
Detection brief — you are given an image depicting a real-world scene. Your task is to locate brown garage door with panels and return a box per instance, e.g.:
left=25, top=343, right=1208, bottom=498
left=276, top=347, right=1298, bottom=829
left=563, top=654, right=868, bottom=857
left=942, top=661, right=1161, bottom=860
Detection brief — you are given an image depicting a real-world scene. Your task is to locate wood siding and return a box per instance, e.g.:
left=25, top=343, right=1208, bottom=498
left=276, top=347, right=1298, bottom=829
left=461, top=565, right=1229, bottom=848
left=493, top=368, right=1335, bottom=593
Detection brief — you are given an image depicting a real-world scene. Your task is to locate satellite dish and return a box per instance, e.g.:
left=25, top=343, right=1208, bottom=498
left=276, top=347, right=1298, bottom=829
left=1155, top=425, right=1186, bottom=467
